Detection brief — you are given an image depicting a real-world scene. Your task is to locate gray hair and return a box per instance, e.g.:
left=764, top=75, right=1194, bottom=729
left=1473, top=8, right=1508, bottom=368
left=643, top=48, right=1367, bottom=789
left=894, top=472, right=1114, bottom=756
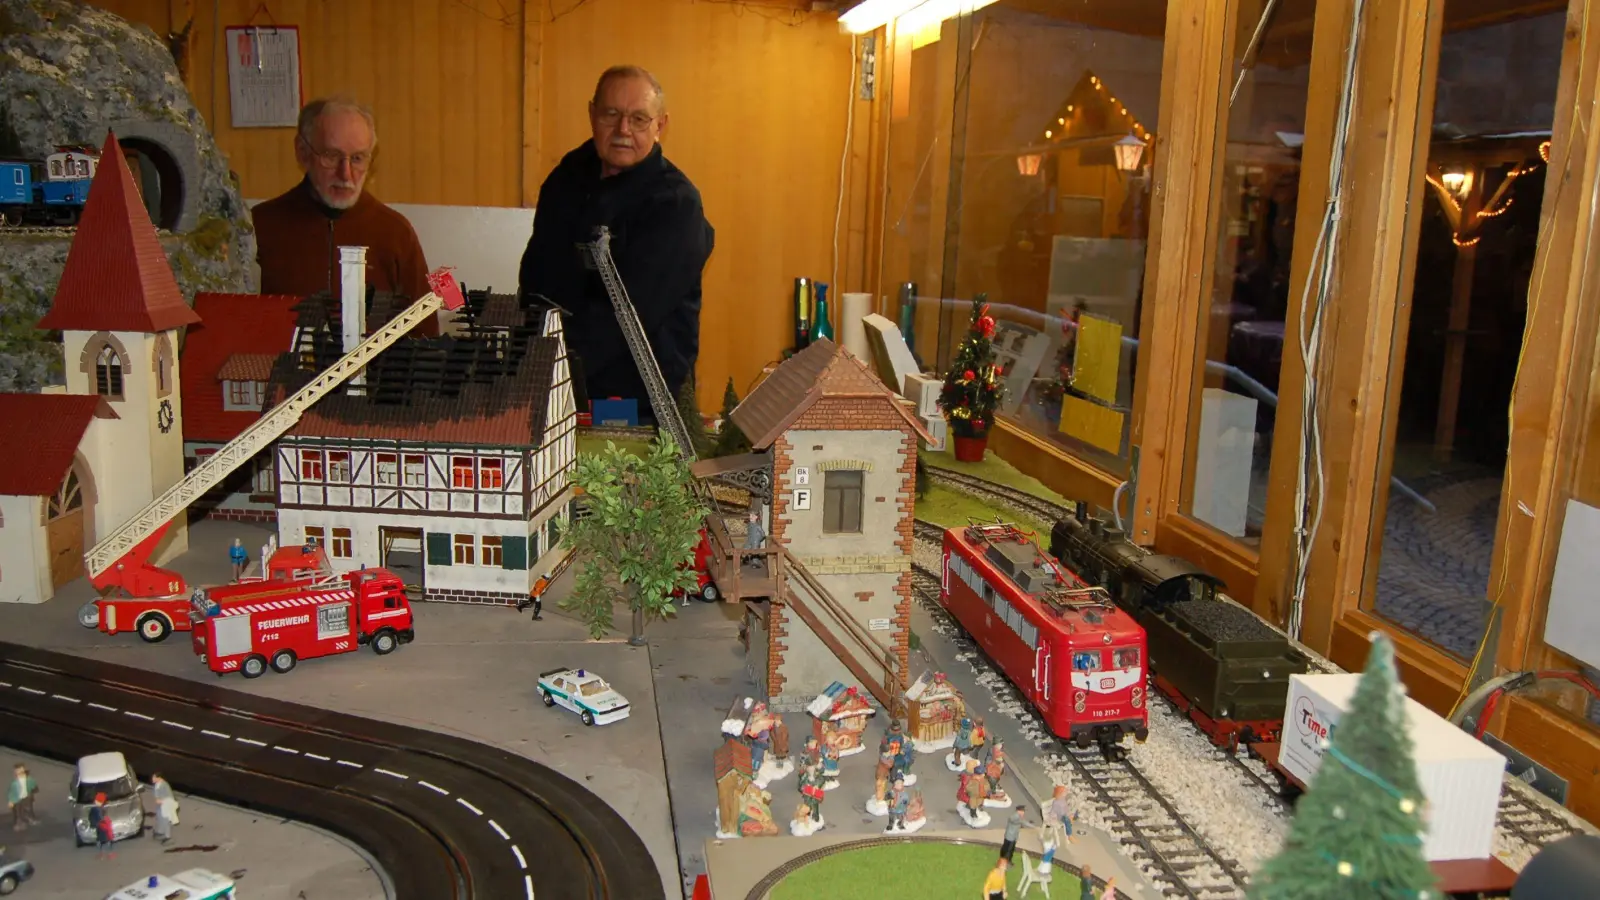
left=297, top=96, right=378, bottom=149
left=591, top=65, right=666, bottom=115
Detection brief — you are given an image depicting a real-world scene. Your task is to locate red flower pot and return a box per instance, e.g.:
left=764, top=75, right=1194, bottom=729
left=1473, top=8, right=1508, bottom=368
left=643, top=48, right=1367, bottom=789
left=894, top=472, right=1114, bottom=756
left=953, top=435, right=988, bottom=462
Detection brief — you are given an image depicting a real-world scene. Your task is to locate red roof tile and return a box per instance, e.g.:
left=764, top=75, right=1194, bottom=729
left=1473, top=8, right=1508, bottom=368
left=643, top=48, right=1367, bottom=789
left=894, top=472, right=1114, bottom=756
left=36, top=132, right=202, bottom=335
left=180, top=293, right=303, bottom=443
left=730, top=339, right=934, bottom=448
left=216, top=353, right=278, bottom=382
left=0, top=394, right=118, bottom=496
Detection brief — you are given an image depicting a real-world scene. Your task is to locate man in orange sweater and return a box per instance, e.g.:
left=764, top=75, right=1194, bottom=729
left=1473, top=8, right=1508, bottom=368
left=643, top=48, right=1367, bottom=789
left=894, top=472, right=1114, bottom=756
left=252, top=97, right=437, bottom=335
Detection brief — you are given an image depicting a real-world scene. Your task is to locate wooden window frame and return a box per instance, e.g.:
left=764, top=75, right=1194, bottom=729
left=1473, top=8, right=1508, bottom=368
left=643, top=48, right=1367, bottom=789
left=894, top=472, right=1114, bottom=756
left=331, top=527, right=353, bottom=559
left=327, top=451, right=351, bottom=484
left=453, top=533, right=476, bottom=566
left=403, top=454, right=426, bottom=487
left=822, top=470, right=864, bottom=535
left=482, top=535, right=504, bottom=567
left=376, top=453, right=399, bottom=486
left=304, top=525, right=325, bottom=549
left=299, top=449, right=324, bottom=481
left=480, top=458, right=505, bottom=490
left=452, top=456, right=476, bottom=490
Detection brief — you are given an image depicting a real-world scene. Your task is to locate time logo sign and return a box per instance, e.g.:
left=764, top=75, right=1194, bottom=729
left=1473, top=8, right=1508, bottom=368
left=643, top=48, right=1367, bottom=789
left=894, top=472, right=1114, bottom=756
left=1294, top=696, right=1330, bottom=745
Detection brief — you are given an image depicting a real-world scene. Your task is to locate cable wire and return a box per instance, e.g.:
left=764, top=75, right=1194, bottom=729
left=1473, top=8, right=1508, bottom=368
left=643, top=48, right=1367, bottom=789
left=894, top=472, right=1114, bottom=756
left=833, top=35, right=857, bottom=296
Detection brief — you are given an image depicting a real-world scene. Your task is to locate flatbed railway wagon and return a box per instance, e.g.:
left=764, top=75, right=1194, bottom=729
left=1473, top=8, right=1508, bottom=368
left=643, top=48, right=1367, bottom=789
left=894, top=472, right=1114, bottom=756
left=942, top=523, right=1149, bottom=748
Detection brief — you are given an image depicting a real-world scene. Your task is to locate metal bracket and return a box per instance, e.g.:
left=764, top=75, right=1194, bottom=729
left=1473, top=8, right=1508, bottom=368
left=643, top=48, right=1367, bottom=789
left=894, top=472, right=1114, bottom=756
left=859, top=35, right=877, bottom=101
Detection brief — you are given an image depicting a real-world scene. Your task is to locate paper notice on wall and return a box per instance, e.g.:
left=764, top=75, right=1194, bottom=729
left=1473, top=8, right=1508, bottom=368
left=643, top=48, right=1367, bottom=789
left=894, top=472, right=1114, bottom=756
left=1059, top=394, right=1124, bottom=454
left=226, top=26, right=303, bottom=128
left=1072, top=313, right=1123, bottom=405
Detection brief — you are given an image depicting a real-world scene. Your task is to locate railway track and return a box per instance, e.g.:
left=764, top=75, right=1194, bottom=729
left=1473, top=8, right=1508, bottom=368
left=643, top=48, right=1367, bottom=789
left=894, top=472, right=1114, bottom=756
left=924, top=466, right=1072, bottom=526
left=1494, top=782, right=1587, bottom=848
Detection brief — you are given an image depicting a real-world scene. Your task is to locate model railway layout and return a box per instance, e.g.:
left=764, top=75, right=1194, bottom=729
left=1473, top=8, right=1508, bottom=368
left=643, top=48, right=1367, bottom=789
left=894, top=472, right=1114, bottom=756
left=0, top=642, right=664, bottom=900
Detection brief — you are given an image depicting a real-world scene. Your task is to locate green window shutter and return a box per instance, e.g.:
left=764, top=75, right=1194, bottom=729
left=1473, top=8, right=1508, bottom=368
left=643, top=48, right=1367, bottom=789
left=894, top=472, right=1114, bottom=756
left=503, top=536, right=528, bottom=570
left=426, top=532, right=453, bottom=566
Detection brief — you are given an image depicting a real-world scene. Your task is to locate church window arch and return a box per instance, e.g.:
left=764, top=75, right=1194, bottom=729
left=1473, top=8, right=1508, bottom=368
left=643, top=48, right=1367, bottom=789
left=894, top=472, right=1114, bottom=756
left=77, top=333, right=131, bottom=401
left=96, top=346, right=124, bottom=397
left=152, top=333, right=174, bottom=398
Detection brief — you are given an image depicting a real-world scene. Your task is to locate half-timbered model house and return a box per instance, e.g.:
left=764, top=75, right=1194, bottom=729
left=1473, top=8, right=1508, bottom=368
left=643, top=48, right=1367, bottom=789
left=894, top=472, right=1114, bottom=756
left=267, top=270, right=577, bottom=605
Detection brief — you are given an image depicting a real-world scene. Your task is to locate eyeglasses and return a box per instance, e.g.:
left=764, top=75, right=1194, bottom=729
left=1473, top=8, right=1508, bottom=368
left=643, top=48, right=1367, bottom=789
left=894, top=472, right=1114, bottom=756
left=595, top=109, right=657, bottom=131
left=306, top=144, right=372, bottom=171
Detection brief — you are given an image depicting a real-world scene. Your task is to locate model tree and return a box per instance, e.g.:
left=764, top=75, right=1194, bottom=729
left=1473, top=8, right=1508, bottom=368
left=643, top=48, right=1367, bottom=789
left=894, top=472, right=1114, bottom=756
left=713, top=377, right=752, bottom=457
left=915, top=454, right=930, bottom=500
left=938, top=294, right=1004, bottom=440
left=1249, top=633, right=1440, bottom=900
left=560, top=435, right=706, bottom=645
left=676, top=375, right=714, bottom=459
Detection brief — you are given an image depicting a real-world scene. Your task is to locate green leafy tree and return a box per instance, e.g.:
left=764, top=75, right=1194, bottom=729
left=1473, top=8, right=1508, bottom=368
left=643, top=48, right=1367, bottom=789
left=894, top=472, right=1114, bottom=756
left=560, top=436, right=706, bottom=645
left=938, top=294, right=1004, bottom=439
left=713, top=377, right=752, bottom=457
left=676, top=375, right=714, bottom=458
left=1249, top=633, right=1440, bottom=900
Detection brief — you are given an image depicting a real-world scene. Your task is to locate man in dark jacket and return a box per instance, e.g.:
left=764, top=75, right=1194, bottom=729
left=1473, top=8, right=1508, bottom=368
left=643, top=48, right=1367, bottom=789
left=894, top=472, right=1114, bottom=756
left=518, top=66, right=714, bottom=410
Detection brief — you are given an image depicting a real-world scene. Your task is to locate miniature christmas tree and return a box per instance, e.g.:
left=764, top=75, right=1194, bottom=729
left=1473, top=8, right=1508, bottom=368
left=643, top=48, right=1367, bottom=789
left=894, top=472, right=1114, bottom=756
left=560, top=435, right=705, bottom=645
left=1249, top=633, right=1440, bottom=900
left=676, top=375, right=714, bottom=459
left=712, top=377, right=752, bottom=457
left=938, top=295, right=1004, bottom=440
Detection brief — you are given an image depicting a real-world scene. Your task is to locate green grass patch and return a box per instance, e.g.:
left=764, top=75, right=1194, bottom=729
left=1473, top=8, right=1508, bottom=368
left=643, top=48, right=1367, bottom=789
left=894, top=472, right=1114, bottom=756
left=916, top=483, right=1049, bottom=537
left=769, top=842, right=1081, bottom=899
left=920, top=444, right=1069, bottom=507
left=576, top=435, right=654, bottom=458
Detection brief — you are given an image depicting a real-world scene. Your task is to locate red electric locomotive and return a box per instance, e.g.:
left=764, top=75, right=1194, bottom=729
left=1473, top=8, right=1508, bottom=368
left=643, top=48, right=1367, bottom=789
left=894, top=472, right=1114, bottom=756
left=942, top=523, right=1150, bottom=749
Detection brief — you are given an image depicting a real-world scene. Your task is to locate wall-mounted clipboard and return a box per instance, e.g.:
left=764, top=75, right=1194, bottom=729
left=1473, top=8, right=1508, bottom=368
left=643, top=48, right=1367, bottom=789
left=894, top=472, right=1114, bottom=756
left=224, top=24, right=304, bottom=128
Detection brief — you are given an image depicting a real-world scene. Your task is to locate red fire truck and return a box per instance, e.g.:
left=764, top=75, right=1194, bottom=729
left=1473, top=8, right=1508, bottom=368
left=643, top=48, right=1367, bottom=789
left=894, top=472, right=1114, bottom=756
left=190, top=567, right=414, bottom=678
left=78, top=540, right=335, bottom=644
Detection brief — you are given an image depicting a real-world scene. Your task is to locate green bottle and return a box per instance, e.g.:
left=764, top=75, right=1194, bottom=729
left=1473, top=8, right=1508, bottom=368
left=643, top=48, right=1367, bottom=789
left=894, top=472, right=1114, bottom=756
left=810, top=282, right=835, bottom=342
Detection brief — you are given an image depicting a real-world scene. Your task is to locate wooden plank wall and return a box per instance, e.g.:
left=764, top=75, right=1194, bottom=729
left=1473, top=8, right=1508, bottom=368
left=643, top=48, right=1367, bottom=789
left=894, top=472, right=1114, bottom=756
left=87, top=0, right=858, bottom=411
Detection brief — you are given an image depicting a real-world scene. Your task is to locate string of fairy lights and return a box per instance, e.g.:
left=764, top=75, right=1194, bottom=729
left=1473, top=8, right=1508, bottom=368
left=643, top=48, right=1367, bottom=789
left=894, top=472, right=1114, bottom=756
left=1310, top=740, right=1435, bottom=899
left=1041, top=73, right=1151, bottom=147
left=1427, top=139, right=1551, bottom=249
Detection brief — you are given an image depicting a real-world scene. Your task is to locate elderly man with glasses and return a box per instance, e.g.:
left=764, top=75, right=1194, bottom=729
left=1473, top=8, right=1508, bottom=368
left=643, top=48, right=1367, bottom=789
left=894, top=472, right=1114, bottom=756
left=518, top=65, right=714, bottom=415
left=252, top=96, right=436, bottom=335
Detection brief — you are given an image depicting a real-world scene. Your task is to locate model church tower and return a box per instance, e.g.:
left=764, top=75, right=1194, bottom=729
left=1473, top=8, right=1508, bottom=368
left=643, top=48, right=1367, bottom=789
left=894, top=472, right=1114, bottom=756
left=36, top=131, right=200, bottom=564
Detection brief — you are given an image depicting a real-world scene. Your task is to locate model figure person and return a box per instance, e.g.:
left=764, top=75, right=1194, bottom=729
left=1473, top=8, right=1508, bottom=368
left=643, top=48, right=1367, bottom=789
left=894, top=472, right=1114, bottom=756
left=886, top=777, right=910, bottom=833
left=1000, top=805, right=1026, bottom=862
left=800, top=735, right=820, bottom=772
left=984, top=857, right=1009, bottom=900
left=8, top=764, right=38, bottom=831
left=790, top=761, right=825, bottom=836
left=527, top=572, right=550, bottom=620
left=957, top=758, right=991, bottom=827
left=228, top=538, right=248, bottom=582
left=1046, top=783, right=1077, bottom=847
left=948, top=713, right=976, bottom=771
left=91, top=793, right=115, bottom=859
left=1099, top=875, right=1117, bottom=900
left=151, top=773, right=175, bottom=843
left=1079, top=864, right=1095, bottom=900
left=819, top=741, right=841, bottom=790
left=735, top=784, right=778, bottom=837
left=742, top=509, right=765, bottom=567
left=984, top=739, right=1013, bottom=808
left=865, top=742, right=896, bottom=816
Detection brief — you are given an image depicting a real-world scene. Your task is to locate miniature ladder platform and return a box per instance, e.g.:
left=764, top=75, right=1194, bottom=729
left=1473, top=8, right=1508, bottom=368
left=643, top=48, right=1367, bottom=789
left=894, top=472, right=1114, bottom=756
left=83, top=269, right=468, bottom=586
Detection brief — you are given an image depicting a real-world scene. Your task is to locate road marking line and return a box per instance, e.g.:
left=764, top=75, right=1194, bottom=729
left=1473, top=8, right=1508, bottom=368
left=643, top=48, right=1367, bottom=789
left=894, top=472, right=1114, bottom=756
left=237, top=737, right=267, bottom=747
left=201, top=730, right=230, bottom=739
left=488, top=819, right=509, bottom=840
left=0, top=681, right=11, bottom=688
left=524, top=874, right=535, bottom=900
left=375, top=768, right=407, bottom=780
left=162, top=720, right=193, bottom=730
left=456, top=798, right=482, bottom=816
left=337, top=760, right=362, bottom=768
left=88, top=702, right=117, bottom=712
left=51, top=693, right=80, bottom=703
left=124, top=711, right=154, bottom=721
left=512, top=844, right=527, bottom=869
left=418, top=780, right=448, bottom=795
left=274, top=746, right=299, bottom=755
left=305, top=752, right=330, bottom=761
left=18, top=686, right=44, bottom=695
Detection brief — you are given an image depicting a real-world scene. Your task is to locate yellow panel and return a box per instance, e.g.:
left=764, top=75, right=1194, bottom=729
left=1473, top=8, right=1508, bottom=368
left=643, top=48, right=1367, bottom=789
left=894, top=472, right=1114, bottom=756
left=1059, top=394, right=1124, bottom=454
left=1072, top=313, right=1123, bottom=404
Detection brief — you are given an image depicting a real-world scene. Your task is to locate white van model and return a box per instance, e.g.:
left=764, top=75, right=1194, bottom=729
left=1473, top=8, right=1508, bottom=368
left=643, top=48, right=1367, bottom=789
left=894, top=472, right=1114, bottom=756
left=106, top=869, right=237, bottom=899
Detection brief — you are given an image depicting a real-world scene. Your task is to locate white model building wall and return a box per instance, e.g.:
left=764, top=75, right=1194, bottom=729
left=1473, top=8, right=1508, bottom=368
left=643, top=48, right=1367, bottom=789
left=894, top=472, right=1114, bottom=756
left=183, top=441, right=277, bottom=521
left=0, top=495, right=49, bottom=604
left=62, top=328, right=189, bottom=564
left=279, top=445, right=534, bottom=517
left=539, top=308, right=578, bottom=490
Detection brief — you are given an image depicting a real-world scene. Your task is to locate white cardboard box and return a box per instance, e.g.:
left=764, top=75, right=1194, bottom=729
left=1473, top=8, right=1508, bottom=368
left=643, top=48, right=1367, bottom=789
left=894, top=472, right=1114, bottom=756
left=921, top=413, right=948, bottom=452
left=903, top=372, right=942, bottom=418
left=1281, top=674, right=1507, bottom=861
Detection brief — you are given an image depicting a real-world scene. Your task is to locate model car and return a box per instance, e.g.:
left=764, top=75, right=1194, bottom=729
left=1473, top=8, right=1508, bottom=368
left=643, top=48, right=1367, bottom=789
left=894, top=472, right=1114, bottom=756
left=0, top=846, right=35, bottom=895
left=106, top=869, right=236, bottom=900
left=69, top=752, right=145, bottom=846
left=537, top=667, right=630, bottom=726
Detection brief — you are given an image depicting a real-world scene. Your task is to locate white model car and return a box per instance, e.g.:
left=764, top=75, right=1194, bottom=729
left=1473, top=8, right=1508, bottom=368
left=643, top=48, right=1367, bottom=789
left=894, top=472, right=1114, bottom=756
left=537, top=667, right=630, bottom=726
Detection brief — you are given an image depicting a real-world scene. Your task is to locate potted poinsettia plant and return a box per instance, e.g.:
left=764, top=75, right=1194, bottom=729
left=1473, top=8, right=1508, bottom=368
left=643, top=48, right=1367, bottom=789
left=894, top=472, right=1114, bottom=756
left=938, top=294, right=1005, bottom=462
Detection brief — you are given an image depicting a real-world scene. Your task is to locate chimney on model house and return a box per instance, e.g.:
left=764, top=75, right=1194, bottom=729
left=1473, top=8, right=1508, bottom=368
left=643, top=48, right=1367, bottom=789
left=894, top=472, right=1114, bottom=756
left=339, top=245, right=368, bottom=393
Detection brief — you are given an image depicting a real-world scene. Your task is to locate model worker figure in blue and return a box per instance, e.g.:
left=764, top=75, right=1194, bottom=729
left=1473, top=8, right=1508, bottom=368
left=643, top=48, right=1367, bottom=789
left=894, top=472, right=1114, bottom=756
left=228, top=538, right=248, bottom=583
left=952, top=713, right=977, bottom=769
left=886, top=776, right=911, bottom=833
left=742, top=509, right=765, bottom=568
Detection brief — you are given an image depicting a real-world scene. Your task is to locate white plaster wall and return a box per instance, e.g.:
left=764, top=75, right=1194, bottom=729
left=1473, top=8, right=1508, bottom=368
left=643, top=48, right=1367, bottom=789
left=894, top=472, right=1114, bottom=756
left=780, top=429, right=908, bottom=559
left=0, top=495, right=49, bottom=604
left=774, top=571, right=904, bottom=710
left=185, top=442, right=277, bottom=515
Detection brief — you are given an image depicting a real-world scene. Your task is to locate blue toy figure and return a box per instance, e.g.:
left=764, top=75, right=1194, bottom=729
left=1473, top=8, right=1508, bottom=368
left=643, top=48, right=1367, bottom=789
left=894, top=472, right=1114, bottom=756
left=229, top=538, right=249, bottom=583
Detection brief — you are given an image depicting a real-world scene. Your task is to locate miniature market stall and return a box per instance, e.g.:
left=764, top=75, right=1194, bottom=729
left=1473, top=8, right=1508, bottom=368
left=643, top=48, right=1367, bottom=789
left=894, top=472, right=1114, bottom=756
left=807, top=681, right=877, bottom=757
left=905, top=670, right=965, bottom=752
left=713, top=736, right=777, bottom=838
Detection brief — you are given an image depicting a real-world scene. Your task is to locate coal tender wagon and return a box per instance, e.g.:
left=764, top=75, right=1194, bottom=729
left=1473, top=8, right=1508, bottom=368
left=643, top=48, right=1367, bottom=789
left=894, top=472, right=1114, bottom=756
left=1049, top=502, right=1308, bottom=749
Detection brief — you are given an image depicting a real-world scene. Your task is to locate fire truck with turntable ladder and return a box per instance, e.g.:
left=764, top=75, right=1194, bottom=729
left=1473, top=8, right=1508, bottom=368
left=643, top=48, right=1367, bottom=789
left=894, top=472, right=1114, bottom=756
left=73, top=268, right=467, bottom=670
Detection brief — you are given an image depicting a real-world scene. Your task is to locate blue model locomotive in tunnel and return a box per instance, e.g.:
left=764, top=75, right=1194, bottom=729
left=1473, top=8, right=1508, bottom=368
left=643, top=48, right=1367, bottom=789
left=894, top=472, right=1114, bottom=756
left=0, top=145, right=100, bottom=226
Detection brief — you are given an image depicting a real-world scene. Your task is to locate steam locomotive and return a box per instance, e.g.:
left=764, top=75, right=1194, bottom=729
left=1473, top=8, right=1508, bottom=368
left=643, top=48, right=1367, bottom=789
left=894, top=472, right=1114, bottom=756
left=1049, top=502, right=1309, bottom=748
left=0, top=146, right=100, bottom=226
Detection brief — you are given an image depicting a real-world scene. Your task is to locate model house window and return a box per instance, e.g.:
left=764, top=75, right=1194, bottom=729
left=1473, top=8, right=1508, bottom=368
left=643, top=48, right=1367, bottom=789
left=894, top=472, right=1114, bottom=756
left=822, top=470, right=863, bottom=534
left=452, top=456, right=476, bottom=489
left=304, top=526, right=325, bottom=548
left=480, top=458, right=504, bottom=489
left=453, top=534, right=476, bottom=565
left=49, top=160, right=61, bottom=177
left=481, top=535, right=503, bottom=567
left=403, top=454, right=426, bottom=487
left=252, top=456, right=274, bottom=494
left=224, top=381, right=263, bottom=408
left=300, top=450, right=324, bottom=480
left=327, top=451, right=351, bottom=483
left=331, top=527, right=353, bottom=559
left=152, top=335, right=172, bottom=398
left=95, top=345, right=123, bottom=397
left=376, top=453, right=398, bottom=486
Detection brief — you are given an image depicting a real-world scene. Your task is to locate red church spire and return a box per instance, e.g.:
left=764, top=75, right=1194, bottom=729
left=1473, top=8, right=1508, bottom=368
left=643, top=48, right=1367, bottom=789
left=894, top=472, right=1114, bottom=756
left=36, top=131, right=201, bottom=334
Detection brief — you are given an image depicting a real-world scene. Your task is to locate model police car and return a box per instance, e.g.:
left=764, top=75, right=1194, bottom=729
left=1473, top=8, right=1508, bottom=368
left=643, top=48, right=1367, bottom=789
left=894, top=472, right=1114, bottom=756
left=106, top=869, right=236, bottom=900
left=537, top=667, right=630, bottom=726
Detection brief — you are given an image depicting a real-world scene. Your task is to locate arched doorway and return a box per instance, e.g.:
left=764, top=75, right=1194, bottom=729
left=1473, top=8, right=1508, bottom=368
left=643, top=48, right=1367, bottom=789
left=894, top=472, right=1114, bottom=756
left=118, top=137, right=185, bottom=231
left=47, top=467, right=86, bottom=588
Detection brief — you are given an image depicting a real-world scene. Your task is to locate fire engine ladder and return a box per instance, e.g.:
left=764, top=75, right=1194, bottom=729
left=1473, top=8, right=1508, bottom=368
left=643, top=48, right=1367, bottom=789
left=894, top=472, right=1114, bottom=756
left=83, top=271, right=467, bottom=583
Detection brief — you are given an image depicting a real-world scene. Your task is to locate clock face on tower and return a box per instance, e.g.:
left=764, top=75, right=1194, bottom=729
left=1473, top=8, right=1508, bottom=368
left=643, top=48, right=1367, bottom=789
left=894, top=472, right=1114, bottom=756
left=156, top=398, right=175, bottom=434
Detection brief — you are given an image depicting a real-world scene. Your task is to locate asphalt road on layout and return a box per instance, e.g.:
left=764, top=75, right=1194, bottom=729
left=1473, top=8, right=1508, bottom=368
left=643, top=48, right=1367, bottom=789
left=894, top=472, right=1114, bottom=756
left=0, top=641, right=663, bottom=900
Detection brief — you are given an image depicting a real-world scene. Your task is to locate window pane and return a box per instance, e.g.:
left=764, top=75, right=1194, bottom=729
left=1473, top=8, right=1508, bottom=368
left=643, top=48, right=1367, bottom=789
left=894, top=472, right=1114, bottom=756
left=882, top=2, right=1166, bottom=473
left=1367, top=9, right=1565, bottom=659
left=1179, top=0, right=1319, bottom=545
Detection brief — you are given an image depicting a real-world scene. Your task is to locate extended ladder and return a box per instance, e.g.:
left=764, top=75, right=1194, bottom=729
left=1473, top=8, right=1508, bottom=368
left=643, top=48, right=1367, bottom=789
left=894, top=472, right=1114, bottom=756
left=84, top=270, right=467, bottom=581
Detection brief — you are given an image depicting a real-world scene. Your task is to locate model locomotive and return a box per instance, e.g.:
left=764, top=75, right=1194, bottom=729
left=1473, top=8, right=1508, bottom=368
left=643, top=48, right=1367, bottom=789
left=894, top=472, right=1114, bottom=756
left=1050, top=502, right=1309, bottom=748
left=941, top=522, right=1150, bottom=749
left=0, top=145, right=100, bottom=226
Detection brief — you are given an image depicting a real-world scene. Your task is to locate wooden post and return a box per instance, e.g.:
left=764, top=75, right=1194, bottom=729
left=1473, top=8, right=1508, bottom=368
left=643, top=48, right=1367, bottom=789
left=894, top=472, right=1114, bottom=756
left=520, top=0, right=542, bottom=208
left=1432, top=172, right=1485, bottom=461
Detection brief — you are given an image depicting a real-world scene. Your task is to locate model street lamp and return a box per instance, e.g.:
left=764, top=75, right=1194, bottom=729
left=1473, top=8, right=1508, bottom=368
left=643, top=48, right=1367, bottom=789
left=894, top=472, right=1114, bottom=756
left=1114, top=134, right=1146, bottom=173
left=1016, top=153, right=1043, bottom=177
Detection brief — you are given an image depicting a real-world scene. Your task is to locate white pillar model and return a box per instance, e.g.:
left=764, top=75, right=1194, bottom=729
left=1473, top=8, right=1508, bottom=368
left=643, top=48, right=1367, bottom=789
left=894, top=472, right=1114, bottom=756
left=340, top=245, right=369, bottom=392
